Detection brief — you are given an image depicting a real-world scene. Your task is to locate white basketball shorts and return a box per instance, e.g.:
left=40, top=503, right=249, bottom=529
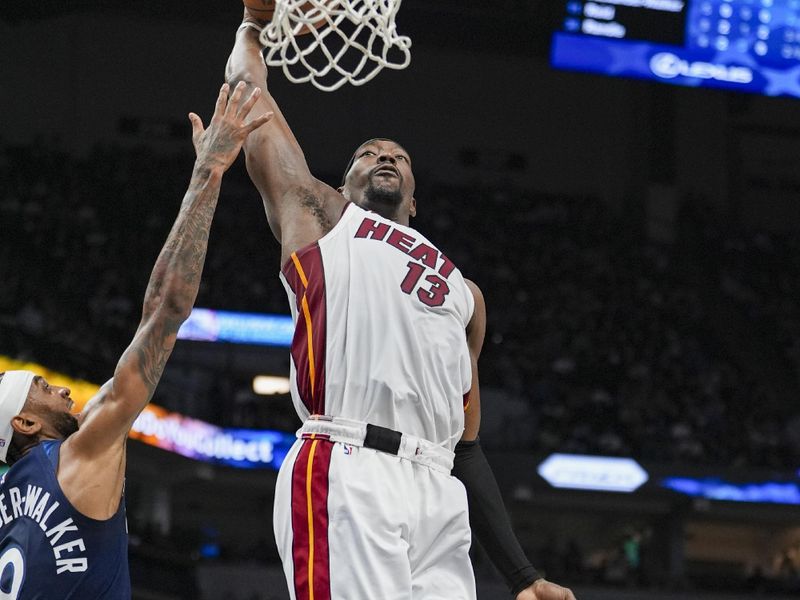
left=273, top=417, right=477, bottom=600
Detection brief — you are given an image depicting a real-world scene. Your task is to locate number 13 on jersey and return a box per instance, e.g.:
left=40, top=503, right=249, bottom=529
left=400, top=261, right=450, bottom=307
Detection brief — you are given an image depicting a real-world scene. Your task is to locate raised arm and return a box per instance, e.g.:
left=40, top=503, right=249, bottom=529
left=455, top=280, right=576, bottom=600
left=225, top=16, right=345, bottom=262
left=58, top=84, right=271, bottom=518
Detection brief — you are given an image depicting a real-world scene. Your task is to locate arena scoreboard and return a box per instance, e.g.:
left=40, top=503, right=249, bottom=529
left=551, top=0, right=800, bottom=98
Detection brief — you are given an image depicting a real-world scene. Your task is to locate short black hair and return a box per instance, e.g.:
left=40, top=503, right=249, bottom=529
left=340, top=138, right=407, bottom=186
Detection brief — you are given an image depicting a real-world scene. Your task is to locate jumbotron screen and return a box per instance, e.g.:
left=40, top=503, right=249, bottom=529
left=551, top=0, right=800, bottom=98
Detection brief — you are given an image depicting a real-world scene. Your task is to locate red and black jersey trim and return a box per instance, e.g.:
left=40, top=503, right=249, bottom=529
left=282, top=243, right=328, bottom=416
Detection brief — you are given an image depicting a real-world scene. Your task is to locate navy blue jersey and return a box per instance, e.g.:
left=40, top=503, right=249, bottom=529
left=0, top=441, right=130, bottom=599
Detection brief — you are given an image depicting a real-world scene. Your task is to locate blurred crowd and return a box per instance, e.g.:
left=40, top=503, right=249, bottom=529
left=418, top=184, right=800, bottom=468
left=2, top=140, right=800, bottom=469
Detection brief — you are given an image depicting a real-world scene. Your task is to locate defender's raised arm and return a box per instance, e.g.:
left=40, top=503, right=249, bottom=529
left=61, top=84, right=271, bottom=518
left=0, top=84, right=271, bottom=599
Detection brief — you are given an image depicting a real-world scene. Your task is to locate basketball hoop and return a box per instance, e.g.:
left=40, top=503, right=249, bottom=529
left=258, top=0, right=412, bottom=92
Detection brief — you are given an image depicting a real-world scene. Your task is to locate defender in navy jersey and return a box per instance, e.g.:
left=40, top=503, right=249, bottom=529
left=226, top=14, right=576, bottom=600
left=0, top=437, right=129, bottom=598
left=0, top=83, right=271, bottom=599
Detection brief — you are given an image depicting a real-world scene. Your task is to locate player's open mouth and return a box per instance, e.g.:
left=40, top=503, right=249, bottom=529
left=373, top=166, right=399, bottom=177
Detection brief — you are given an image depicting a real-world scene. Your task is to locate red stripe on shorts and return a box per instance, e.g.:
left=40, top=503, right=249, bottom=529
left=291, top=437, right=333, bottom=600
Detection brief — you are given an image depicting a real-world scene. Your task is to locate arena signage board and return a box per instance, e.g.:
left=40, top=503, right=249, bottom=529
left=177, top=308, right=293, bottom=347
left=552, top=1, right=800, bottom=98
left=537, top=453, right=649, bottom=492
left=662, top=476, right=800, bottom=504
left=0, top=356, right=295, bottom=470
left=130, top=406, right=295, bottom=470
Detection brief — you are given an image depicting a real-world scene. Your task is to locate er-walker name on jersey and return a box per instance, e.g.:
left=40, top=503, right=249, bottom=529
left=0, top=484, right=88, bottom=574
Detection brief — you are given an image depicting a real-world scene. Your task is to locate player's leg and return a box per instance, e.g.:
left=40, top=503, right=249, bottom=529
left=274, top=439, right=302, bottom=599
left=275, top=438, right=414, bottom=600
left=409, top=467, right=476, bottom=600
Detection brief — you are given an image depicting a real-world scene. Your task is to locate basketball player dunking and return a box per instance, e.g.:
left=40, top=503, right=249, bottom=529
left=226, top=13, right=577, bottom=600
left=0, top=84, right=270, bottom=599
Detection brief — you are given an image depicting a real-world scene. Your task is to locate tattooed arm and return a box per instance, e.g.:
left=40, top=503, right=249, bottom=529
left=226, top=17, right=346, bottom=265
left=57, top=83, right=271, bottom=519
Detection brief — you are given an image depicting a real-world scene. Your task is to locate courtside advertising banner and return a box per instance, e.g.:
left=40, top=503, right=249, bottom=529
left=0, top=356, right=294, bottom=470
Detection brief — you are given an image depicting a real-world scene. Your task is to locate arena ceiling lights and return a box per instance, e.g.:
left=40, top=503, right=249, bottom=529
left=253, top=375, right=291, bottom=395
left=537, top=453, right=649, bottom=493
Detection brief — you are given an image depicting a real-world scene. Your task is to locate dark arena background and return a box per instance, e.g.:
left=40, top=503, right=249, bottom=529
left=3, top=1, right=800, bottom=598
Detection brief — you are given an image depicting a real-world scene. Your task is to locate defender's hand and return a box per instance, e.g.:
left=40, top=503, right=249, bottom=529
left=189, top=81, right=272, bottom=172
left=516, top=579, right=576, bottom=600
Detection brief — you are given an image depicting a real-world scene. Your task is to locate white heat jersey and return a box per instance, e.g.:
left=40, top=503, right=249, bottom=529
left=279, top=203, right=475, bottom=451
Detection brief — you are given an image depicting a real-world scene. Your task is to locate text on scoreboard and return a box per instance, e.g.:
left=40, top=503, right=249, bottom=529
left=551, top=0, right=800, bottom=97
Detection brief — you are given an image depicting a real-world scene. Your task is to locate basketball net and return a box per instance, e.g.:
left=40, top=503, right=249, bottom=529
left=258, top=0, right=411, bottom=92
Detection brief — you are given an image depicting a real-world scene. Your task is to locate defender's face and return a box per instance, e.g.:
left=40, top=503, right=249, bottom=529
left=345, top=140, right=416, bottom=202
left=28, top=376, right=75, bottom=414
left=24, top=376, right=79, bottom=438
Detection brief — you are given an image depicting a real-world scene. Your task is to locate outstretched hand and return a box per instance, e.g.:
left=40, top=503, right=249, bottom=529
left=189, top=81, right=272, bottom=173
left=516, top=579, right=577, bottom=600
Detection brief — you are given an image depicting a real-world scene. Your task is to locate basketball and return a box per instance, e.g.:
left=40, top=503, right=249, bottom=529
left=244, top=0, right=330, bottom=36
left=243, top=0, right=276, bottom=23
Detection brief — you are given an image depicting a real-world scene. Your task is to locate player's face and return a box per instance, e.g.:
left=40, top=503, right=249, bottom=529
left=26, top=376, right=79, bottom=438
left=344, top=140, right=416, bottom=218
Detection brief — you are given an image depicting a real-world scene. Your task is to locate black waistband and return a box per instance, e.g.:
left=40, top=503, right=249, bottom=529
left=363, top=423, right=402, bottom=455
